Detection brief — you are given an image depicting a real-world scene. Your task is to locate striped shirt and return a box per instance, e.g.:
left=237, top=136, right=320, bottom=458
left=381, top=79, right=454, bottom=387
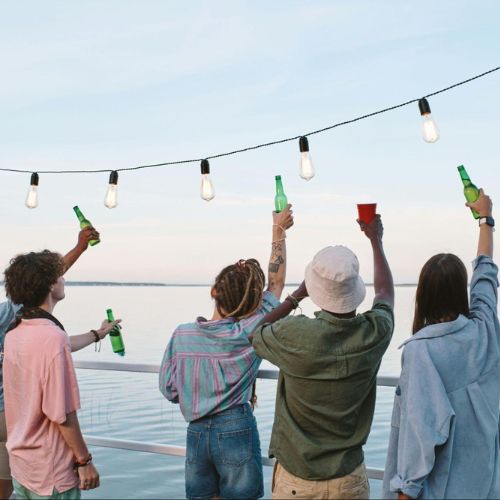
left=159, top=291, right=279, bottom=422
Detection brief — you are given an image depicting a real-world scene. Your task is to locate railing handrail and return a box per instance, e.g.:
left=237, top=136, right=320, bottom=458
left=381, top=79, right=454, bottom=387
left=75, top=359, right=397, bottom=482
left=73, top=359, right=399, bottom=387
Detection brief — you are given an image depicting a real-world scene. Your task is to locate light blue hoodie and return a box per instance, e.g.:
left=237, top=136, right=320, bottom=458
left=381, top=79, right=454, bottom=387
left=0, top=300, right=21, bottom=411
left=383, top=255, right=500, bottom=499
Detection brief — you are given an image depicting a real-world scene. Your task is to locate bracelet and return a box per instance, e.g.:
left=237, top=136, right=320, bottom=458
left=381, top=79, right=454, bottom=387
left=285, top=295, right=300, bottom=309
left=73, top=453, right=92, bottom=470
left=272, top=238, right=285, bottom=244
left=273, top=224, right=287, bottom=238
left=90, top=330, right=101, bottom=352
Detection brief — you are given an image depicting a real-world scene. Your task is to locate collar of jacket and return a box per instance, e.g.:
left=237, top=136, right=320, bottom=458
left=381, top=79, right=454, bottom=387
left=399, top=314, right=469, bottom=348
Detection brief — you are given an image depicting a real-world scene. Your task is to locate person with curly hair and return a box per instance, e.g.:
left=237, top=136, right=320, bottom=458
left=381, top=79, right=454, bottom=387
left=159, top=205, right=307, bottom=500
left=0, top=228, right=121, bottom=499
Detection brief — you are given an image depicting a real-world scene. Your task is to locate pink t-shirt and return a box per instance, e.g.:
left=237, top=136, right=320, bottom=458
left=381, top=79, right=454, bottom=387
left=4, top=318, right=81, bottom=495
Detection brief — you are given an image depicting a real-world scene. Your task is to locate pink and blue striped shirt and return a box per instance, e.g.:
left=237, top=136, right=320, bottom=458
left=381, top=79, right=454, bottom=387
left=159, top=291, right=279, bottom=422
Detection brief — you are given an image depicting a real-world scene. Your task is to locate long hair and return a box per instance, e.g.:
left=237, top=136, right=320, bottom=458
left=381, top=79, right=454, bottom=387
left=212, top=258, right=265, bottom=410
left=412, top=253, right=469, bottom=334
left=212, top=258, right=265, bottom=320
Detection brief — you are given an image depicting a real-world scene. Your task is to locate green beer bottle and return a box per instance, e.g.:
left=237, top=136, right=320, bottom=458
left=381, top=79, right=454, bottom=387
left=274, top=175, right=288, bottom=213
left=107, top=309, right=125, bottom=356
left=73, top=206, right=100, bottom=246
left=457, top=165, right=480, bottom=219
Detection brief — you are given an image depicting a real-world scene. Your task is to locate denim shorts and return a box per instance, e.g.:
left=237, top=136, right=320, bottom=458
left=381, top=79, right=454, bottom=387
left=185, top=403, right=263, bottom=500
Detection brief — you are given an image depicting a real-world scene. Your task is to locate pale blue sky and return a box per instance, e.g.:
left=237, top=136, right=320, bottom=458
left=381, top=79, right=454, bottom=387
left=0, top=1, right=499, bottom=283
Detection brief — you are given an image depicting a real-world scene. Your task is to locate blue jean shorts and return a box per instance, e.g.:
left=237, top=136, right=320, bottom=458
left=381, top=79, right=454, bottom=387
left=185, top=403, right=263, bottom=500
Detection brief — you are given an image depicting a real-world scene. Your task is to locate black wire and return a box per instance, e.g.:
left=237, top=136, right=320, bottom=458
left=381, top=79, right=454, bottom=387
left=1, top=66, right=498, bottom=175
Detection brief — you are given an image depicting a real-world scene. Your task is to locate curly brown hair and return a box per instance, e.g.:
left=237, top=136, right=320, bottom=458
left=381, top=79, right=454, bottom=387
left=212, top=258, right=265, bottom=320
left=4, top=250, right=65, bottom=307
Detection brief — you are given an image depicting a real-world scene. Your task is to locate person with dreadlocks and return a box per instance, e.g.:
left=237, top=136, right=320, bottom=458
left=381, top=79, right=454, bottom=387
left=159, top=204, right=305, bottom=500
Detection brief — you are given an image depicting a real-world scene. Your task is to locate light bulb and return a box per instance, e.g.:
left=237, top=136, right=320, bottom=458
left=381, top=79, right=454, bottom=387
left=299, top=136, right=315, bottom=180
left=200, top=160, right=215, bottom=201
left=25, top=173, right=39, bottom=209
left=418, top=98, right=440, bottom=143
left=104, top=171, right=119, bottom=208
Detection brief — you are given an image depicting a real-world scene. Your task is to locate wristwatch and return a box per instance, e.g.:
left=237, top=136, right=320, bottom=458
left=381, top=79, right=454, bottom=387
left=478, top=216, right=495, bottom=230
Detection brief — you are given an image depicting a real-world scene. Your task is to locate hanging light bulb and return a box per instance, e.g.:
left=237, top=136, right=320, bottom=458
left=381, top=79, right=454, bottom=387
left=299, top=136, right=315, bottom=180
left=200, top=159, right=215, bottom=201
left=25, top=172, right=39, bottom=209
left=418, top=98, right=440, bottom=143
left=104, top=170, right=119, bottom=208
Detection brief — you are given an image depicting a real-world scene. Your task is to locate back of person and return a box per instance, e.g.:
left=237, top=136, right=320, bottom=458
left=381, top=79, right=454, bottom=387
left=4, top=319, right=80, bottom=496
left=383, top=190, right=499, bottom=500
left=253, top=216, right=395, bottom=499
left=255, top=302, right=393, bottom=479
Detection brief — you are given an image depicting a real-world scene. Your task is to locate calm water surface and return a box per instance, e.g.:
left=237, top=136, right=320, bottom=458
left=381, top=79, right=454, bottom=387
left=2, top=285, right=419, bottom=498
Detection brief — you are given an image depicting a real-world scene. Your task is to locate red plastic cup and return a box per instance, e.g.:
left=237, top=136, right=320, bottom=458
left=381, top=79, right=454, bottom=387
left=357, top=203, right=377, bottom=224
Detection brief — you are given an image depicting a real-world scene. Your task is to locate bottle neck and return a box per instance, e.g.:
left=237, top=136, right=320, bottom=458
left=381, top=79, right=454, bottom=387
left=275, top=180, right=284, bottom=195
left=73, top=208, right=85, bottom=222
left=458, top=167, right=471, bottom=184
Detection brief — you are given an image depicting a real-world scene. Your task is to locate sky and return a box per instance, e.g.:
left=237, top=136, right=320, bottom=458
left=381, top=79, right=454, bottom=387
left=0, top=1, right=499, bottom=283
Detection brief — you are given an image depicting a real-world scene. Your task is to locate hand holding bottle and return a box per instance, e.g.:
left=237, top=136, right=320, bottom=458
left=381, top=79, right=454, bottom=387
left=76, top=227, right=101, bottom=252
left=96, top=318, right=122, bottom=340
left=273, top=204, right=294, bottom=232
left=466, top=188, right=492, bottom=217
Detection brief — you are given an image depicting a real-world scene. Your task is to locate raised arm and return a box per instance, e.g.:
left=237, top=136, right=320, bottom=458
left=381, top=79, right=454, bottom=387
left=466, top=188, right=494, bottom=258
left=267, top=204, right=293, bottom=299
left=62, top=227, right=100, bottom=273
left=249, top=281, right=308, bottom=343
left=358, top=215, right=394, bottom=308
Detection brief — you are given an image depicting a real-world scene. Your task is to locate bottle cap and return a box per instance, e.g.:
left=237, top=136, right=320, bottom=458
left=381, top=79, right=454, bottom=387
left=275, top=175, right=281, bottom=180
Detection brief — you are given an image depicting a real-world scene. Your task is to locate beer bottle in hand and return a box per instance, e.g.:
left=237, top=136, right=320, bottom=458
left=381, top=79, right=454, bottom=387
left=274, top=175, right=288, bottom=213
left=107, top=309, right=125, bottom=356
left=457, top=165, right=480, bottom=219
left=73, top=206, right=100, bottom=246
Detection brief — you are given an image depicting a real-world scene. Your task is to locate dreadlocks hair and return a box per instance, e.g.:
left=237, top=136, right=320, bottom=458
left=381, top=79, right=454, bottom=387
left=212, top=258, right=266, bottom=320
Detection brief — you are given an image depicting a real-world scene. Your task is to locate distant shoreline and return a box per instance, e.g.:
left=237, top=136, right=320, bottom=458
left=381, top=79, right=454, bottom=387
left=1, top=281, right=418, bottom=287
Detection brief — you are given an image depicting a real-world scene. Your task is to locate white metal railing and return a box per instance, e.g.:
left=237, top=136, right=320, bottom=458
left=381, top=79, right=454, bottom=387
left=74, top=360, right=398, bottom=481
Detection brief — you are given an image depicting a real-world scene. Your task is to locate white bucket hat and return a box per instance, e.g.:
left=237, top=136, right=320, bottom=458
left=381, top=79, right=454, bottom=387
left=304, top=246, right=366, bottom=314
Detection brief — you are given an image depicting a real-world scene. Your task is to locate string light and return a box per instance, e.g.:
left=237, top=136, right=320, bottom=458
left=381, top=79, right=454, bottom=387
left=299, top=136, right=315, bottom=180
left=200, top=160, right=215, bottom=201
left=25, top=173, right=39, bottom=209
left=0, top=65, right=496, bottom=207
left=104, top=171, right=119, bottom=208
left=418, top=98, right=440, bottom=143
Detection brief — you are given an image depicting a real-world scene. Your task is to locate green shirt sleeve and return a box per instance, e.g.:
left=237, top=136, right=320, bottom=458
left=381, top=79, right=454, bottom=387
left=364, top=301, right=395, bottom=340
left=252, top=322, right=282, bottom=366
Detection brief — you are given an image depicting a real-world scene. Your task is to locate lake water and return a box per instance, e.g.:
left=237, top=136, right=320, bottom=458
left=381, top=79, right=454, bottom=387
left=2, top=284, right=421, bottom=498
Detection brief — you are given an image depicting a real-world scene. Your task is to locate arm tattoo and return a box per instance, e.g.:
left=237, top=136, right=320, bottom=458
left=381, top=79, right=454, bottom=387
left=269, top=255, right=284, bottom=273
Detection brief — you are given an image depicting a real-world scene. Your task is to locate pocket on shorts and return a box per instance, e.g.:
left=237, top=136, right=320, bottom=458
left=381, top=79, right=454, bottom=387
left=338, top=464, right=369, bottom=500
left=186, top=429, right=201, bottom=464
left=217, top=427, right=252, bottom=466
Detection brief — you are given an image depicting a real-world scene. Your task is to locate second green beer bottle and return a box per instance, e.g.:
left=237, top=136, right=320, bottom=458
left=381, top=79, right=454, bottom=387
left=274, top=175, right=288, bottom=213
left=73, top=206, right=100, bottom=246
left=457, top=165, right=480, bottom=219
left=107, top=308, right=125, bottom=356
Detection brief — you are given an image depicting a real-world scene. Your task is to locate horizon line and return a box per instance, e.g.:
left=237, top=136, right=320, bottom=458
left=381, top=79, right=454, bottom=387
left=1, top=281, right=418, bottom=287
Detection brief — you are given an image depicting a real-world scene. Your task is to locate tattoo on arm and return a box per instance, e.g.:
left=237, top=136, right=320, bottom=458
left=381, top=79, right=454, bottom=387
left=269, top=256, right=284, bottom=273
